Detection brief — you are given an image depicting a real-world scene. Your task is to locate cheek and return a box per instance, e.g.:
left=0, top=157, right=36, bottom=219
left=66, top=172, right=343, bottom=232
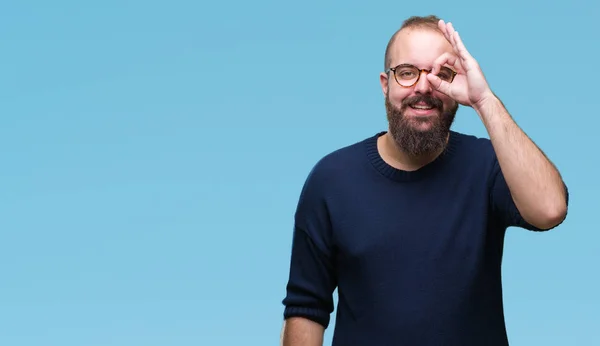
left=388, top=87, right=410, bottom=104
left=434, top=92, right=456, bottom=107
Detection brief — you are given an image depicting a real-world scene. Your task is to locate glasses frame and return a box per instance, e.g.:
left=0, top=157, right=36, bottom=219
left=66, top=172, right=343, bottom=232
left=385, top=63, right=457, bottom=88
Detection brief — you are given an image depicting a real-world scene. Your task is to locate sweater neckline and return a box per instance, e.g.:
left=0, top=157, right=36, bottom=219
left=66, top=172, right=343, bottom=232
left=365, top=131, right=459, bottom=182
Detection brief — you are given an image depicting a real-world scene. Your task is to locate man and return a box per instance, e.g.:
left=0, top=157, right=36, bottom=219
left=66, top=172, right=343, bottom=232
left=280, top=15, right=569, bottom=346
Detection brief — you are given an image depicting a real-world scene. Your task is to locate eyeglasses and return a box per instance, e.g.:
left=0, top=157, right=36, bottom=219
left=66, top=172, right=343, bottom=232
left=385, top=63, right=457, bottom=88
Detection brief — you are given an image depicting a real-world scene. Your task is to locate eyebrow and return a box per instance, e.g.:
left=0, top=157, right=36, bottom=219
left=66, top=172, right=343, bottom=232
left=392, top=63, right=453, bottom=70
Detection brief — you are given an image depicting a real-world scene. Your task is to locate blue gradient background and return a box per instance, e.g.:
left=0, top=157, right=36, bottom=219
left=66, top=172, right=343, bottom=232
left=1, top=1, right=598, bottom=345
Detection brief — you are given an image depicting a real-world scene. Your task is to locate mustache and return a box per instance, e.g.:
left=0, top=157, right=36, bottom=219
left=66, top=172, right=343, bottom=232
left=401, top=95, right=443, bottom=110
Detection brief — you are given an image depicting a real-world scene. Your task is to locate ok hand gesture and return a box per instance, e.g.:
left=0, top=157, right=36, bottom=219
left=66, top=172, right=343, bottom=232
left=426, top=20, right=495, bottom=110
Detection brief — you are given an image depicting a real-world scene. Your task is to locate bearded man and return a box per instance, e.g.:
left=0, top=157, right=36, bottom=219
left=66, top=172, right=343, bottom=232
left=280, top=15, right=569, bottom=346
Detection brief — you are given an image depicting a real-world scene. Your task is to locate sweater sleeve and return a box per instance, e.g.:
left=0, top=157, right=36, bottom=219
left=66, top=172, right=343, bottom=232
left=489, top=158, right=569, bottom=231
left=282, top=165, right=337, bottom=329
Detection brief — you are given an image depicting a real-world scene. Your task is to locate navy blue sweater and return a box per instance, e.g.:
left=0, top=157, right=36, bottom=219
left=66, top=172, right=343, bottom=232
left=282, top=131, right=567, bottom=345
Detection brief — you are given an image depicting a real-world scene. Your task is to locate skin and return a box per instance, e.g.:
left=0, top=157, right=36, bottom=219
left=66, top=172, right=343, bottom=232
left=426, top=20, right=567, bottom=229
left=379, top=26, right=459, bottom=170
left=281, top=19, right=568, bottom=345
left=379, top=21, right=567, bottom=230
left=280, top=318, right=324, bottom=346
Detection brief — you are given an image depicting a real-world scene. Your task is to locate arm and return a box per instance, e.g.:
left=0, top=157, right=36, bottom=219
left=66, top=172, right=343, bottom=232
left=280, top=164, right=337, bottom=345
left=280, top=226, right=333, bottom=346
left=281, top=317, right=325, bottom=346
left=427, top=19, right=568, bottom=229
left=475, top=95, right=568, bottom=229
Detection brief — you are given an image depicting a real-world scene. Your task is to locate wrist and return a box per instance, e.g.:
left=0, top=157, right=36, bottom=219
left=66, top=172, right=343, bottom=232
left=472, top=91, right=499, bottom=114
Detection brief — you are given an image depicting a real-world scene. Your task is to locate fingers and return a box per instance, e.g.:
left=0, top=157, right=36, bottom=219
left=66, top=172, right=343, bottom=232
left=444, top=22, right=461, bottom=59
left=447, top=22, right=457, bottom=47
left=438, top=19, right=476, bottom=70
left=437, top=20, right=455, bottom=48
left=426, top=74, right=452, bottom=96
left=438, top=19, right=448, bottom=38
left=431, top=52, right=463, bottom=75
left=452, top=31, right=479, bottom=73
left=452, top=31, right=473, bottom=62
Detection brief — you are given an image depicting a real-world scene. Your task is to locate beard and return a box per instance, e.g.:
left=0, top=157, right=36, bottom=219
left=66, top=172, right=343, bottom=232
left=385, top=93, right=458, bottom=157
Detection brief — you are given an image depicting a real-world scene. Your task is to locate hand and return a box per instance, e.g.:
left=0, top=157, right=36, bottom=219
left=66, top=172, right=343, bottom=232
left=426, top=20, right=495, bottom=110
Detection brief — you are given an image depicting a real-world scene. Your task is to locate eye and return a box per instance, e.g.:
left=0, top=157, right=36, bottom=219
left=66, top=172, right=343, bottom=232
left=397, top=68, right=417, bottom=79
left=437, top=68, right=454, bottom=81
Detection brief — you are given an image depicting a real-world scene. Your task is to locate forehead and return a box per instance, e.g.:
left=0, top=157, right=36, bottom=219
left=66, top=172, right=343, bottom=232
left=389, top=28, right=453, bottom=68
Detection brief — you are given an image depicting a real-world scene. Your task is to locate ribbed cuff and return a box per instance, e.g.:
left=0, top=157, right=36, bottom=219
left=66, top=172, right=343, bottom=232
left=284, top=306, right=331, bottom=329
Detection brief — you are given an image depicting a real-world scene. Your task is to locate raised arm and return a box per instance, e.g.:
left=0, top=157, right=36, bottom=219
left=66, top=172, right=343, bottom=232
left=473, top=95, right=567, bottom=229
left=427, top=20, right=568, bottom=229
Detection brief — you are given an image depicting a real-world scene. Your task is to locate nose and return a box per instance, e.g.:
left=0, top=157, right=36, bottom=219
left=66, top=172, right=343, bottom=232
left=414, top=70, right=433, bottom=94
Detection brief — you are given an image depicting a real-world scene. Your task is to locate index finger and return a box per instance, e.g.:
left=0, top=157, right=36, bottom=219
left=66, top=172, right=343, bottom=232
left=431, top=52, right=462, bottom=75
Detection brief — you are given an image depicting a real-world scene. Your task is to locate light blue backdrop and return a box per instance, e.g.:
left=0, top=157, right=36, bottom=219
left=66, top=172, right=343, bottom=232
left=1, top=1, right=597, bottom=345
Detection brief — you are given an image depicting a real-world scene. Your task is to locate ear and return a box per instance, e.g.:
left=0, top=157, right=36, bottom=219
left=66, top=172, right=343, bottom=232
left=379, top=72, right=389, bottom=96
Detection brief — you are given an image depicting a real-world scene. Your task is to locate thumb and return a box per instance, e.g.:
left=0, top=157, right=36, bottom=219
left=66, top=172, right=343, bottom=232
left=426, top=74, right=452, bottom=96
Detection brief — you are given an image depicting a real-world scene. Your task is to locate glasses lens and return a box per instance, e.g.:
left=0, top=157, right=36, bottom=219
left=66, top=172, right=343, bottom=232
left=395, top=65, right=419, bottom=86
left=437, top=67, right=455, bottom=82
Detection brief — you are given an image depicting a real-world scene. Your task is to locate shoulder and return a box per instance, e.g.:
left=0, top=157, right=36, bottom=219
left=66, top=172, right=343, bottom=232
left=295, top=133, right=378, bottom=208
left=294, top=133, right=377, bottom=222
left=452, top=131, right=495, bottom=155
left=302, top=133, right=379, bottom=187
left=450, top=130, right=499, bottom=165
left=449, top=130, right=502, bottom=183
